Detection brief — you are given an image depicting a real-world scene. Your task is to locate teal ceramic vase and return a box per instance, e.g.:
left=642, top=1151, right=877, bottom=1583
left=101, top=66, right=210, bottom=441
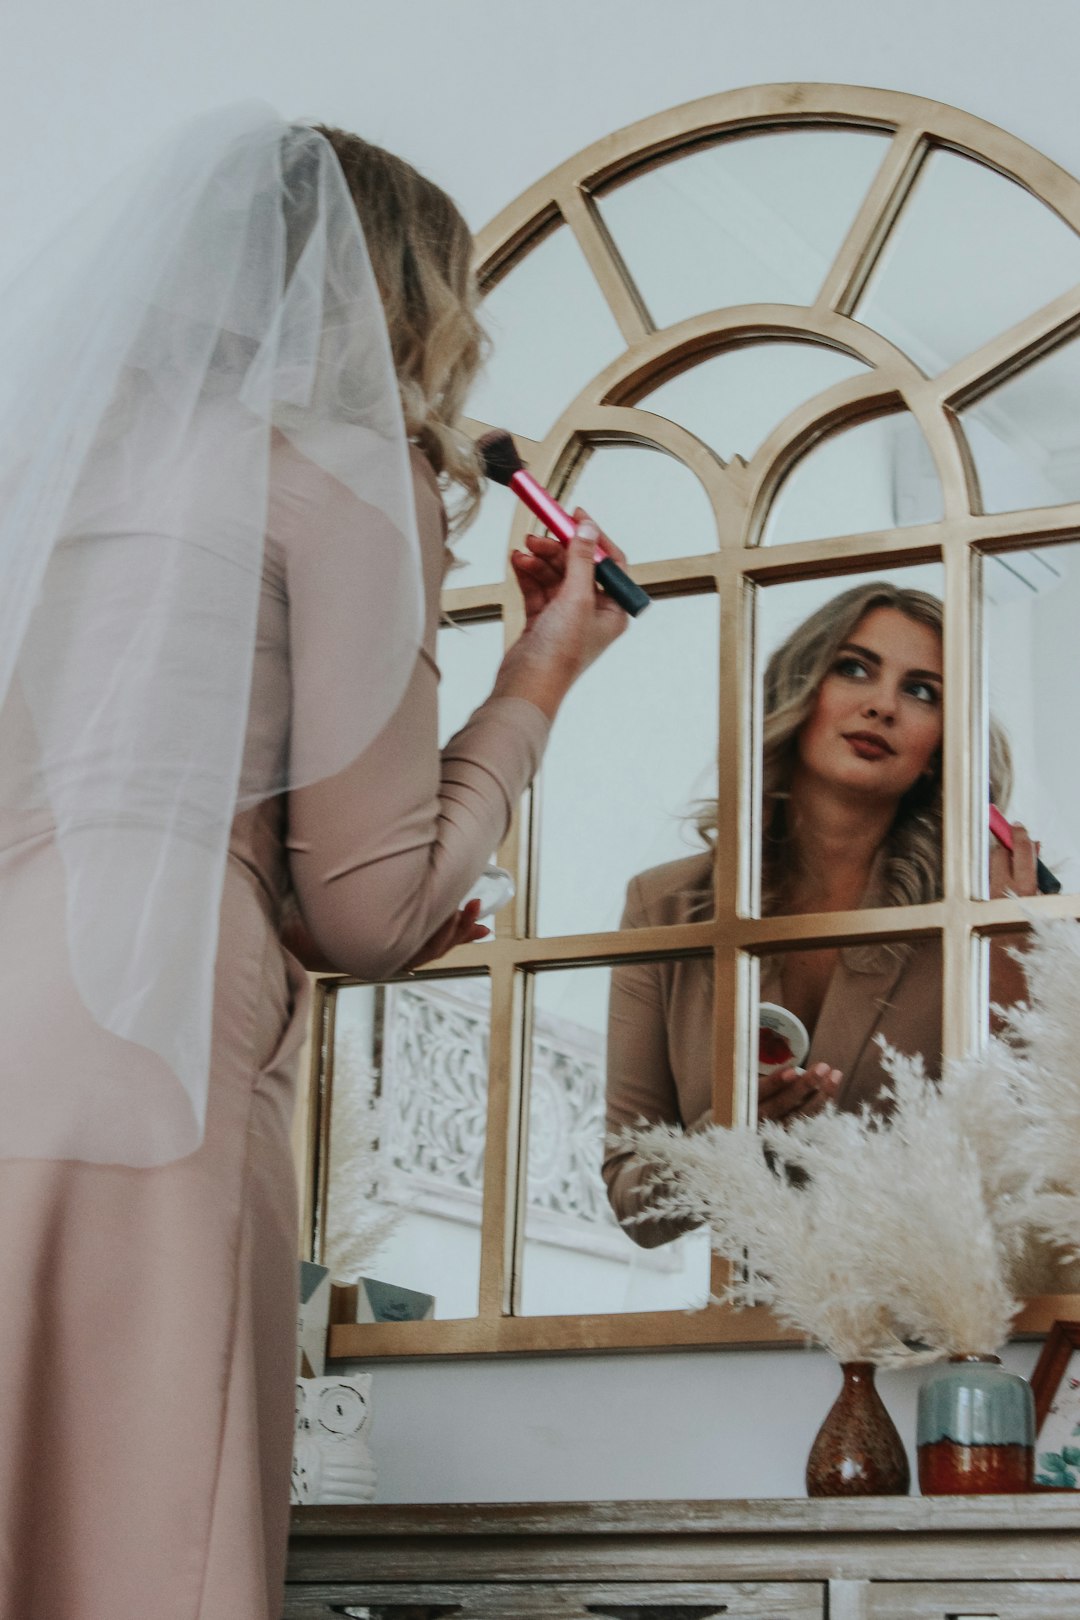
left=917, top=1354, right=1034, bottom=1493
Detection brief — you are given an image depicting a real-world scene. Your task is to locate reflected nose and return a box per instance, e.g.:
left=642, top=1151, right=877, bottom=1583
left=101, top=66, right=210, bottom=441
left=863, top=694, right=895, bottom=724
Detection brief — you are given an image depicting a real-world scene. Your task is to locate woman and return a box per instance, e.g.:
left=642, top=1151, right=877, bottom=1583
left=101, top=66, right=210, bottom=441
left=0, top=111, right=625, bottom=1618
left=603, top=580, right=1037, bottom=1248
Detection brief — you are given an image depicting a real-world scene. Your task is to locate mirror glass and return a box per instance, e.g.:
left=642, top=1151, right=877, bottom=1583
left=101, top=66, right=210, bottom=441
left=521, top=961, right=712, bottom=1315
left=437, top=615, right=503, bottom=744
left=560, top=443, right=717, bottom=564
left=982, top=538, right=1080, bottom=896
left=597, top=130, right=890, bottom=327
left=535, top=592, right=719, bottom=938
left=324, top=975, right=492, bottom=1320
left=468, top=225, right=625, bottom=442
left=636, top=343, right=870, bottom=465
left=857, top=148, right=1080, bottom=374
left=960, top=335, right=1080, bottom=513
left=452, top=479, right=518, bottom=590
left=751, top=939, right=942, bottom=1122
left=755, top=560, right=946, bottom=915
left=762, top=412, right=942, bottom=544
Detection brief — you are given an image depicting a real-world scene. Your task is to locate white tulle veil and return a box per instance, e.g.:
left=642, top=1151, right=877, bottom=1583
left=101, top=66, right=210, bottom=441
left=0, top=104, right=424, bottom=1165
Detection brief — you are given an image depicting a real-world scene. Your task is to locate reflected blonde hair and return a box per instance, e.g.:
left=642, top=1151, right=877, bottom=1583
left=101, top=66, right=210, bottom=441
left=314, top=125, right=487, bottom=529
left=698, top=582, right=1012, bottom=941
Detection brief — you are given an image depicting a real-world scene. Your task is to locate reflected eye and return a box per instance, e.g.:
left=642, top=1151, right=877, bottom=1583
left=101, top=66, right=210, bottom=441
left=832, top=655, right=869, bottom=679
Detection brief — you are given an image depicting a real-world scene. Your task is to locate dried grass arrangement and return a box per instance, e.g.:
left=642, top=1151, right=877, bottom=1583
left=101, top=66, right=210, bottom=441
left=619, top=917, right=1080, bottom=1367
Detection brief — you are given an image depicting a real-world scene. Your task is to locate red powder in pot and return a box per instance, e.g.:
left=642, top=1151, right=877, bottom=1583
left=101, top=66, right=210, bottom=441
left=759, top=1027, right=793, bottom=1068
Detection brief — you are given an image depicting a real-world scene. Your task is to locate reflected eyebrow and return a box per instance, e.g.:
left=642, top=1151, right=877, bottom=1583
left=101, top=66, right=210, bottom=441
left=839, top=642, right=943, bottom=683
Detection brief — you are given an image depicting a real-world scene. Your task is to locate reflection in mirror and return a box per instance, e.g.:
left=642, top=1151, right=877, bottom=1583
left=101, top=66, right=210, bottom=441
left=960, top=335, right=1080, bottom=513
left=560, top=443, right=716, bottom=564
left=536, top=593, right=718, bottom=937
left=468, top=225, right=625, bottom=442
left=323, top=976, right=492, bottom=1320
left=975, top=929, right=1080, bottom=1296
left=762, top=411, right=942, bottom=545
left=857, top=148, right=1080, bottom=374
left=597, top=130, right=890, bottom=329
left=982, top=539, right=1080, bottom=894
left=637, top=343, right=870, bottom=466
left=520, top=962, right=711, bottom=1315
left=755, top=560, right=945, bottom=918
left=752, top=942, right=942, bottom=1124
left=437, top=617, right=504, bottom=747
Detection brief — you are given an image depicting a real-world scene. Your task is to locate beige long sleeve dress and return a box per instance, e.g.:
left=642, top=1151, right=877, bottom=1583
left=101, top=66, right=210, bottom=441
left=0, top=443, right=548, bottom=1620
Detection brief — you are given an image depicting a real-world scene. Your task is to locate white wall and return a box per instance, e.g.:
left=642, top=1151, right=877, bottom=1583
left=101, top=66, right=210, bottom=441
left=358, top=1340, right=1042, bottom=1503
left=7, top=0, right=1078, bottom=1503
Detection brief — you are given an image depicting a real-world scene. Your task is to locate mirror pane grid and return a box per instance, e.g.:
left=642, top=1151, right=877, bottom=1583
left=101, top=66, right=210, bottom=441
left=558, top=442, right=719, bottom=565
left=597, top=130, right=891, bottom=329
left=762, top=411, right=943, bottom=545
left=469, top=223, right=626, bottom=442
left=636, top=343, right=871, bottom=468
left=518, top=960, right=713, bottom=1317
left=857, top=146, right=1080, bottom=373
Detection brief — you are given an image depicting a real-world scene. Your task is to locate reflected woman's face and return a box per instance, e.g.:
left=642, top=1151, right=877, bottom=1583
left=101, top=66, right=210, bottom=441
left=796, top=606, right=944, bottom=802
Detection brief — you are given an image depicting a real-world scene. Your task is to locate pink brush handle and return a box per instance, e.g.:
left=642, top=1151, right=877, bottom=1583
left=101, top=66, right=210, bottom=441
left=509, top=469, right=605, bottom=562
left=988, top=803, right=1014, bottom=852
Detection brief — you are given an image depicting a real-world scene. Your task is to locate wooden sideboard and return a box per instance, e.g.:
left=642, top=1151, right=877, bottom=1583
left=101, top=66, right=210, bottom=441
left=285, top=1497, right=1080, bottom=1618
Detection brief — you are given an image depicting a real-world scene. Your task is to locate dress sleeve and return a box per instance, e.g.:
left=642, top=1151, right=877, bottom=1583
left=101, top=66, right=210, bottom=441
left=602, top=876, right=708, bottom=1249
left=283, top=450, right=549, bottom=981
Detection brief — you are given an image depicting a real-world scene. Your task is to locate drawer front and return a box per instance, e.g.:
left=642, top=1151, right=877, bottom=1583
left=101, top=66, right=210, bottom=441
left=866, top=1583, right=1080, bottom=1619
left=281, top=1580, right=825, bottom=1620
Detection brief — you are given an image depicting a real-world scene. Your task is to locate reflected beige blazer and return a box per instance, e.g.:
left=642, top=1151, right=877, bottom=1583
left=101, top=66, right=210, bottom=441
left=602, top=851, right=1076, bottom=1293
left=603, top=851, right=942, bottom=1246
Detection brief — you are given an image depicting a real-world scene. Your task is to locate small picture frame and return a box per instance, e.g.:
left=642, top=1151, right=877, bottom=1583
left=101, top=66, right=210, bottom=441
left=1031, top=1320, right=1080, bottom=1490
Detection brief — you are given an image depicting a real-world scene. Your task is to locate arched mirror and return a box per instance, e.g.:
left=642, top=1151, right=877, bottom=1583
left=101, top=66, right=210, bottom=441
left=301, top=84, right=1080, bottom=1358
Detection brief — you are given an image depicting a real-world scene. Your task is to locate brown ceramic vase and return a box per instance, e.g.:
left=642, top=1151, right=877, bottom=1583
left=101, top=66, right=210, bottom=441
left=806, top=1360, right=911, bottom=1497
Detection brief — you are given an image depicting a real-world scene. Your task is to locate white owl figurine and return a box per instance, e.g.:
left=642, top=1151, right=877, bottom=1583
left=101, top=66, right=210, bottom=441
left=290, top=1374, right=376, bottom=1505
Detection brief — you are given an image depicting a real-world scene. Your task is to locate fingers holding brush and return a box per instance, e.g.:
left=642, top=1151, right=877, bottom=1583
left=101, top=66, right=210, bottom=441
left=495, top=517, right=627, bottom=720
left=510, top=534, right=566, bottom=624
left=572, top=506, right=627, bottom=568
left=510, top=508, right=623, bottom=623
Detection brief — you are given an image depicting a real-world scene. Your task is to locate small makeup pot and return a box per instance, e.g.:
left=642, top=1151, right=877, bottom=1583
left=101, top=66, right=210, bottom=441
left=758, top=1002, right=810, bottom=1076
left=464, top=863, right=515, bottom=921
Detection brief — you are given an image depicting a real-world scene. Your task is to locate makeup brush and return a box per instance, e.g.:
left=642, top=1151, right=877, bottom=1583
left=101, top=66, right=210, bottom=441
left=989, top=802, right=1061, bottom=893
left=476, top=429, right=651, bottom=617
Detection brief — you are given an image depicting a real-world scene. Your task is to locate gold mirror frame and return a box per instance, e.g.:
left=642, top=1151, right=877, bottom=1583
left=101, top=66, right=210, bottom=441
left=306, top=83, right=1080, bottom=1360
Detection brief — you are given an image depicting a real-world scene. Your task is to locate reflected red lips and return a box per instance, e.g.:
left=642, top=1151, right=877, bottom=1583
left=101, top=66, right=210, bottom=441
left=843, top=730, right=895, bottom=758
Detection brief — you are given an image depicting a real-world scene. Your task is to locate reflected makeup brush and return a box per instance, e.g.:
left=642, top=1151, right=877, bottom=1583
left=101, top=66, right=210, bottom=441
left=988, top=802, right=1061, bottom=894
left=476, top=429, right=652, bottom=617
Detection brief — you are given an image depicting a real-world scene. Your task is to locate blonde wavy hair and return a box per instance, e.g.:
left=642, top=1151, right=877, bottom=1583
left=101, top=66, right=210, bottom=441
left=314, top=125, right=487, bottom=529
left=697, top=582, right=1012, bottom=952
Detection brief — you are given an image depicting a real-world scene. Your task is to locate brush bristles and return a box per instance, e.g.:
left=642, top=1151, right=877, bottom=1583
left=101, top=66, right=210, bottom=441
left=476, top=428, right=523, bottom=487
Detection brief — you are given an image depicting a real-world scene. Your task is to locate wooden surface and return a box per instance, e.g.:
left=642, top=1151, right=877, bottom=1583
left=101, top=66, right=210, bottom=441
left=287, top=1496, right=1080, bottom=1588
left=282, top=1580, right=823, bottom=1618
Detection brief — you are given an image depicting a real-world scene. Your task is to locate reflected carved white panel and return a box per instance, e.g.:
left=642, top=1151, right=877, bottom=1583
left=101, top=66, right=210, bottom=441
left=375, top=980, right=624, bottom=1257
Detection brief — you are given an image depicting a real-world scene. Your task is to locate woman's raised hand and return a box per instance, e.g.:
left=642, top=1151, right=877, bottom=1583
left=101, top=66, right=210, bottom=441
left=493, top=508, right=628, bottom=721
left=989, top=820, right=1039, bottom=899
left=758, top=1061, right=843, bottom=1123
left=403, top=898, right=490, bottom=972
